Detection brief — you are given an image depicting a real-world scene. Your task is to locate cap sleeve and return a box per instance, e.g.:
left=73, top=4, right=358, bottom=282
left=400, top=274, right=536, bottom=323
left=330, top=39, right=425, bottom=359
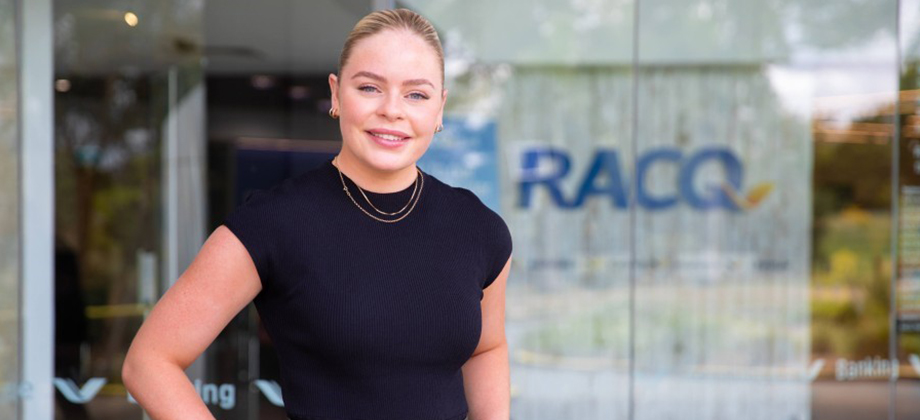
left=222, top=189, right=277, bottom=289
left=482, top=211, right=513, bottom=290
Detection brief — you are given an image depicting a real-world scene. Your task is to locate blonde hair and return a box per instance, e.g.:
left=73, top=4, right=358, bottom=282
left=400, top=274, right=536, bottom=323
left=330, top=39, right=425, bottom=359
left=338, top=9, right=444, bottom=85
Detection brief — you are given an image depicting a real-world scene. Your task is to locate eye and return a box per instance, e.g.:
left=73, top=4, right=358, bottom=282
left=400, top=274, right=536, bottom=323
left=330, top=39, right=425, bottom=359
left=407, top=92, right=429, bottom=100
left=358, top=85, right=379, bottom=93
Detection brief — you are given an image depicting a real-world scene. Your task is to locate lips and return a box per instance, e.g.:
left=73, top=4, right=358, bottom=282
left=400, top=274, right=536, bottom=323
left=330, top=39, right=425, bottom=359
left=366, top=129, right=410, bottom=148
left=370, top=132, right=407, bottom=141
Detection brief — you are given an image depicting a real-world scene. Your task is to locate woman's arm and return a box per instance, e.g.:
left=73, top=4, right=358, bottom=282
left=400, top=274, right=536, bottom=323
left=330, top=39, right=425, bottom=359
left=122, top=226, right=262, bottom=419
left=462, top=255, right=512, bottom=420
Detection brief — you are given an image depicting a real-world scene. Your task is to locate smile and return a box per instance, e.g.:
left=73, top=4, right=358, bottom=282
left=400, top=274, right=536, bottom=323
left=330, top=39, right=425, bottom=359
left=371, top=132, right=406, bottom=141
left=366, top=130, right=410, bottom=148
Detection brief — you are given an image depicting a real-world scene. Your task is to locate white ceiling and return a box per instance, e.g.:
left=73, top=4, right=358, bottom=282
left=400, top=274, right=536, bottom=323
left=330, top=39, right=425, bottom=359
left=53, top=0, right=381, bottom=76
left=55, top=0, right=892, bottom=77
left=203, top=0, right=377, bottom=75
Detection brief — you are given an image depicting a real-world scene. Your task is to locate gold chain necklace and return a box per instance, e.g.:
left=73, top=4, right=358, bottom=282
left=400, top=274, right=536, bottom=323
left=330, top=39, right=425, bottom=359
left=333, top=156, right=424, bottom=223
left=356, top=168, right=419, bottom=216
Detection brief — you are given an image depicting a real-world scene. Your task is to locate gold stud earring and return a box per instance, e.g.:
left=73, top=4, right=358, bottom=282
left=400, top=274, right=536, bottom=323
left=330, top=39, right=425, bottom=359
left=329, top=107, right=339, bottom=119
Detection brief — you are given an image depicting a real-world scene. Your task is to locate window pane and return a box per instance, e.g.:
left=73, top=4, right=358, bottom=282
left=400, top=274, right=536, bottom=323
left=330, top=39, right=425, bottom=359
left=406, top=0, right=636, bottom=418
left=53, top=1, right=204, bottom=418
left=634, top=1, right=898, bottom=419
left=897, top=0, right=920, bottom=418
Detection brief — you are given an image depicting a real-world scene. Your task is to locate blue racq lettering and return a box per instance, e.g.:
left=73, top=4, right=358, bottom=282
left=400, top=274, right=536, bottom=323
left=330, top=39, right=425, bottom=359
left=518, top=148, right=573, bottom=208
left=679, top=148, right=743, bottom=210
left=573, top=150, right=629, bottom=208
left=517, top=147, right=744, bottom=211
left=636, top=149, right=681, bottom=210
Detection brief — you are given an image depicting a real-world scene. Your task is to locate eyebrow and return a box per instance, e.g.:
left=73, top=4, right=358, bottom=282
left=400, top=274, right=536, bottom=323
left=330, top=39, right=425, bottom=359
left=352, top=71, right=435, bottom=89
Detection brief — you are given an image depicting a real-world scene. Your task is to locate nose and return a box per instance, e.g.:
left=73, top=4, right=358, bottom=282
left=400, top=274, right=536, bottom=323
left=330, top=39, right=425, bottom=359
left=377, top=93, right=405, bottom=120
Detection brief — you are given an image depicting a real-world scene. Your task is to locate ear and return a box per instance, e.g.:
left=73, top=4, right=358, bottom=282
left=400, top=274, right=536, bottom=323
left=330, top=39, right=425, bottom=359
left=437, top=88, right=448, bottom=126
left=328, top=73, right=340, bottom=110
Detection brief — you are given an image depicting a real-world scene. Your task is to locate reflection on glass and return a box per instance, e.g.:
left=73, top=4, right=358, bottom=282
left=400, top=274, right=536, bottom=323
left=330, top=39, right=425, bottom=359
left=53, top=0, right=204, bottom=418
left=803, top=3, right=900, bottom=420
left=897, top=0, right=920, bottom=417
left=0, top=0, right=20, bottom=417
left=407, top=1, right=636, bottom=418
left=633, top=0, right=897, bottom=419
left=38, top=0, right=918, bottom=418
left=634, top=3, right=811, bottom=419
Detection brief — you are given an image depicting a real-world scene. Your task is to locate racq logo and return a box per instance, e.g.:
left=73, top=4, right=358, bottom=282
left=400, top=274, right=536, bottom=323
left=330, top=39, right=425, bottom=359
left=517, top=146, right=773, bottom=211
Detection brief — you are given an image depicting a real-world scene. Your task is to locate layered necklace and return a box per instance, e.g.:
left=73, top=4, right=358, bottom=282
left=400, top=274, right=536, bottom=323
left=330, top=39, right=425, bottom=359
left=333, top=156, right=424, bottom=223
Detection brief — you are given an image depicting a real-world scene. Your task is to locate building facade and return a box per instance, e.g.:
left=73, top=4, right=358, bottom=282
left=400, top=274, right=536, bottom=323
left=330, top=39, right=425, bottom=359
left=3, top=0, right=920, bottom=419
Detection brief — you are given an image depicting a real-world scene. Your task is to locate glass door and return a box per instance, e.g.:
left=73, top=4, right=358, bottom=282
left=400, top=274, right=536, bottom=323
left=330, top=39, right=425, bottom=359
left=52, top=1, right=204, bottom=418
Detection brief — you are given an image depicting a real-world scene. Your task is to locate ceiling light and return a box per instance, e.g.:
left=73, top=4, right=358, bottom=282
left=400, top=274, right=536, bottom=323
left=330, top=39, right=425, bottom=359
left=55, top=79, right=71, bottom=93
left=124, top=12, right=138, bottom=27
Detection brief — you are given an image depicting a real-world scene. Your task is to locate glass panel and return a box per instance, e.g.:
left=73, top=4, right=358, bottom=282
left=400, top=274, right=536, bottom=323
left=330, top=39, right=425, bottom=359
left=44, top=1, right=909, bottom=419
left=805, top=4, right=899, bottom=419
left=897, top=0, right=920, bottom=417
left=0, top=0, right=21, bottom=418
left=53, top=0, right=204, bottom=418
left=634, top=1, right=897, bottom=419
left=204, top=2, right=361, bottom=419
left=405, top=0, right=635, bottom=418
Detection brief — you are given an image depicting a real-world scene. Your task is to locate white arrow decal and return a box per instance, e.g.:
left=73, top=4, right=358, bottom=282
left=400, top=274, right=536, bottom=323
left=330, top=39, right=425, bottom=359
left=254, top=380, right=284, bottom=407
left=53, top=377, right=107, bottom=404
left=909, top=354, right=920, bottom=376
left=807, top=359, right=825, bottom=381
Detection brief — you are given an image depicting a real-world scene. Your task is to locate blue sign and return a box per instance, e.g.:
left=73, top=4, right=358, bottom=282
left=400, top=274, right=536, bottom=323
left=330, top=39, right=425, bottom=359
left=418, top=117, right=501, bottom=213
left=518, top=147, right=752, bottom=211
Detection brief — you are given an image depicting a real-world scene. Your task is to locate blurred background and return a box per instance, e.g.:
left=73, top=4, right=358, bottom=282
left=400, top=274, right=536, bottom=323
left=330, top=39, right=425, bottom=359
left=3, top=0, right=920, bottom=419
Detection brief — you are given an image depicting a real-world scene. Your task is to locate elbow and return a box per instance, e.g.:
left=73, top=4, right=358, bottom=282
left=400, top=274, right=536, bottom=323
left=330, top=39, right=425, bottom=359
left=122, top=343, right=185, bottom=396
left=121, top=348, right=140, bottom=395
left=122, top=344, right=156, bottom=395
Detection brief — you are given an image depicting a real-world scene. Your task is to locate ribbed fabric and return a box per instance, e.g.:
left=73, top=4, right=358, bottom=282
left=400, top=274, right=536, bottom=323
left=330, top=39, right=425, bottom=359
left=223, top=158, right=512, bottom=420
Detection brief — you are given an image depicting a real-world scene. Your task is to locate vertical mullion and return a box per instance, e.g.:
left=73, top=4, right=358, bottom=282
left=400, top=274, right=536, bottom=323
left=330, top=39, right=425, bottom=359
left=890, top=2, right=902, bottom=420
left=628, top=1, right=641, bottom=420
left=18, top=0, right=54, bottom=419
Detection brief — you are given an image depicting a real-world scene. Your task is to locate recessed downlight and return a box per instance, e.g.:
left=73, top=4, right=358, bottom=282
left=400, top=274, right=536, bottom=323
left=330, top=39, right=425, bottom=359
left=124, top=12, right=138, bottom=27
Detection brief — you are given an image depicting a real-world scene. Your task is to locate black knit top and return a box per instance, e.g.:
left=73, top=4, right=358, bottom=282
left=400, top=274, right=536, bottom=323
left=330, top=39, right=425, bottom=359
left=223, top=158, right=512, bottom=420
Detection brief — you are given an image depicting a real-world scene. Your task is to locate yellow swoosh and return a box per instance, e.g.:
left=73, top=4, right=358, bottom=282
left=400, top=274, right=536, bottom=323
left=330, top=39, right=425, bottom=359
left=721, top=182, right=774, bottom=210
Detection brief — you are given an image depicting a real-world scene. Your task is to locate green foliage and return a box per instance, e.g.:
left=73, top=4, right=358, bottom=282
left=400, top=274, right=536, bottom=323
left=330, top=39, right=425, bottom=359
left=811, top=210, right=893, bottom=359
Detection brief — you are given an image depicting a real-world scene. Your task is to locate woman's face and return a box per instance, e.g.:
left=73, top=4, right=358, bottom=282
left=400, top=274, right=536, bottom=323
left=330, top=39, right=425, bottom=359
left=329, top=29, right=446, bottom=174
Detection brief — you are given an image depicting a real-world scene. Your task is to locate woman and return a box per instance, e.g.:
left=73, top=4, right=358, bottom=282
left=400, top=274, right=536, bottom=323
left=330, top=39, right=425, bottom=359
left=123, top=8, right=513, bottom=420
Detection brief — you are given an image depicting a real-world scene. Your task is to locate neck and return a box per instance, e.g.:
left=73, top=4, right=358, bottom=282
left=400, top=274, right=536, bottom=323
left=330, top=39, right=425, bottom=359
left=332, top=151, right=418, bottom=193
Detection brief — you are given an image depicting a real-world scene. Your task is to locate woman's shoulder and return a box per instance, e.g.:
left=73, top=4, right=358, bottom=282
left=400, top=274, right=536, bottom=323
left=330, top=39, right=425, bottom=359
left=425, top=174, right=512, bottom=287
left=426, top=173, right=490, bottom=212
left=425, top=173, right=511, bottom=239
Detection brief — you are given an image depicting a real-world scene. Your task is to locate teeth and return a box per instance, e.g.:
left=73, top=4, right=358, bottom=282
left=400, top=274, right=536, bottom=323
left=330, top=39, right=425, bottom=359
left=374, top=132, right=404, bottom=141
